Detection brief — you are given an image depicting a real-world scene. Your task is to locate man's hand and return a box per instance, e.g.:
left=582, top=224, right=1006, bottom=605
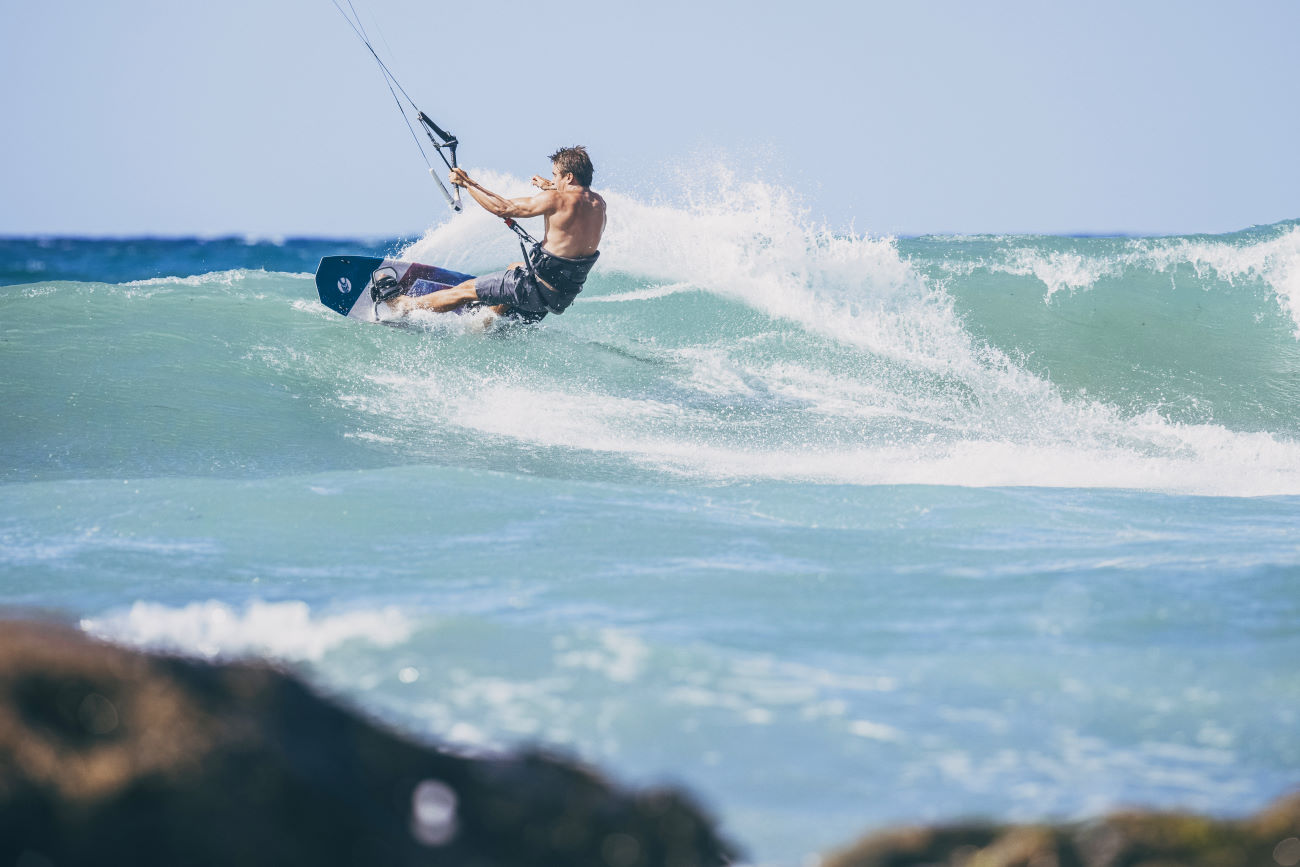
left=449, top=168, right=472, bottom=189
left=531, top=175, right=555, bottom=191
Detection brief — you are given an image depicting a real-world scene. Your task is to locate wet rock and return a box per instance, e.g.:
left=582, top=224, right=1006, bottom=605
left=824, top=792, right=1300, bottom=867
left=0, top=621, right=735, bottom=867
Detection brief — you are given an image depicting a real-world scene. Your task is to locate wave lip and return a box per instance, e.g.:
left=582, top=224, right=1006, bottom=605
left=924, top=221, right=1300, bottom=333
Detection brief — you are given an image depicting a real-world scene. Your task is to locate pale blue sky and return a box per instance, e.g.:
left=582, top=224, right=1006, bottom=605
left=2, top=0, right=1296, bottom=236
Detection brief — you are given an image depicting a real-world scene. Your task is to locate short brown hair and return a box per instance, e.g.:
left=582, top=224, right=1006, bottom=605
left=548, top=146, right=594, bottom=187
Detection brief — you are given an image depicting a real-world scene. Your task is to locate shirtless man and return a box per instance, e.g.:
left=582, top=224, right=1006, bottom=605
left=387, top=146, right=606, bottom=323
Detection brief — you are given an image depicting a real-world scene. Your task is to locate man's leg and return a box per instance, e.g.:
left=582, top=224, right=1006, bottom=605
left=387, top=263, right=529, bottom=317
left=386, top=279, right=479, bottom=315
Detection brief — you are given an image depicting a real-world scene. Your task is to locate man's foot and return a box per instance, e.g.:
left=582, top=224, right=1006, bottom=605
left=381, top=294, right=417, bottom=317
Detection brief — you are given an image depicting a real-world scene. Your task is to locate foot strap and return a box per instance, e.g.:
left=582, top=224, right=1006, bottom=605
left=370, top=274, right=405, bottom=303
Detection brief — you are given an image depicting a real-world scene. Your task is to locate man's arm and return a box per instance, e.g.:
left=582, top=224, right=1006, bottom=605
left=450, top=169, right=557, bottom=219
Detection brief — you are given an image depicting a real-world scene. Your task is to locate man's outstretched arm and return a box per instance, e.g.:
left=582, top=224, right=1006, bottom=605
left=450, top=168, right=557, bottom=219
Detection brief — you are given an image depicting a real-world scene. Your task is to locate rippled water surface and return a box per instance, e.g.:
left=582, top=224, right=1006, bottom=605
left=3, top=190, right=1298, bottom=863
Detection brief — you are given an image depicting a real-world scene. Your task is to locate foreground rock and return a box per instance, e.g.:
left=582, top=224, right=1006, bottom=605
left=825, top=791, right=1300, bottom=867
left=0, top=621, right=734, bottom=867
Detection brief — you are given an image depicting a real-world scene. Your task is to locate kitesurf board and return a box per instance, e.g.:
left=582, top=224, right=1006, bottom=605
left=315, top=256, right=475, bottom=322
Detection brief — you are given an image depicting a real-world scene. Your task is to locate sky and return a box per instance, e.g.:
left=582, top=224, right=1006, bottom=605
left=1, top=0, right=1297, bottom=237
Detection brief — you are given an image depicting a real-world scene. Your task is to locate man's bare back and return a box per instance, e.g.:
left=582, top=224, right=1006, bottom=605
left=388, top=146, right=605, bottom=321
left=520, top=171, right=606, bottom=259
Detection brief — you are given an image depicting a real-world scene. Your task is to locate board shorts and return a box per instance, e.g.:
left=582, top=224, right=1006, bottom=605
left=474, top=246, right=600, bottom=323
left=473, top=266, right=552, bottom=323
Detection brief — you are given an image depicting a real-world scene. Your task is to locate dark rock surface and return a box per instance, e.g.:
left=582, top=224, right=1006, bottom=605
left=4, top=619, right=1297, bottom=867
left=824, top=791, right=1300, bottom=867
left=0, top=621, right=736, bottom=867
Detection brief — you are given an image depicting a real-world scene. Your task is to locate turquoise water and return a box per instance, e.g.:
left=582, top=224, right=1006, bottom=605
left=2, top=181, right=1299, bottom=863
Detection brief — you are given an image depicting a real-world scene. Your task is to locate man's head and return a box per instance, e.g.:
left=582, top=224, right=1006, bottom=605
left=548, top=146, right=594, bottom=188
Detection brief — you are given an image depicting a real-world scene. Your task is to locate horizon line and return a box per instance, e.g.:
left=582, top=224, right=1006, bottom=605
left=2, top=216, right=1297, bottom=245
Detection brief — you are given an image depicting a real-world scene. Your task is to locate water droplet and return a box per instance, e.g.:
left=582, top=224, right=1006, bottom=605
left=411, top=779, right=457, bottom=846
left=1274, top=837, right=1300, bottom=867
left=77, top=692, right=119, bottom=735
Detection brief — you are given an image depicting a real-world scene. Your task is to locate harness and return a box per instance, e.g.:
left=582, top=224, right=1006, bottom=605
left=502, top=218, right=600, bottom=314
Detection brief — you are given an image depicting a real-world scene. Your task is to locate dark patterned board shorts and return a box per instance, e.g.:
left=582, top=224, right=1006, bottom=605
left=473, top=266, right=550, bottom=322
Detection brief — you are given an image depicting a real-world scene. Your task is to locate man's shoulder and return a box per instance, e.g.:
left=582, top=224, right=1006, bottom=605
left=557, top=188, right=604, bottom=212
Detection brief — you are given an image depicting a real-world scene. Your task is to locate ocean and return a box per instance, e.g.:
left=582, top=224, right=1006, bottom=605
left=2, top=175, right=1298, bottom=864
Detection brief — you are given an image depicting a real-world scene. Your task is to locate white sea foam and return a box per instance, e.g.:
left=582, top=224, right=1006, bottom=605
left=121, top=269, right=274, bottom=288
left=361, top=178, right=1300, bottom=497
left=290, top=297, right=339, bottom=318
left=1003, top=248, right=1119, bottom=299
left=555, top=628, right=649, bottom=683
left=848, top=720, right=905, bottom=742
left=80, top=599, right=414, bottom=661
left=583, top=282, right=699, bottom=303
left=448, top=385, right=1300, bottom=494
left=398, top=170, right=547, bottom=273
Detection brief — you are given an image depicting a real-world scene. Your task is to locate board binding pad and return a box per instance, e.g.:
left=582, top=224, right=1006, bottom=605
left=315, top=256, right=475, bottom=321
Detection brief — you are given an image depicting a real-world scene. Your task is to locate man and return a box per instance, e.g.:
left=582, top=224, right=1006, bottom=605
left=387, top=146, right=606, bottom=323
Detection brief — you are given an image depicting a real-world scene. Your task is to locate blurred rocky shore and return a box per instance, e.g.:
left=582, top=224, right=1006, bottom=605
left=1, top=621, right=1296, bottom=867
left=824, top=792, right=1300, bottom=867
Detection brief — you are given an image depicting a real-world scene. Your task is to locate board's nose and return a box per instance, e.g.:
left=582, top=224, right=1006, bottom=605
left=315, top=256, right=384, bottom=316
